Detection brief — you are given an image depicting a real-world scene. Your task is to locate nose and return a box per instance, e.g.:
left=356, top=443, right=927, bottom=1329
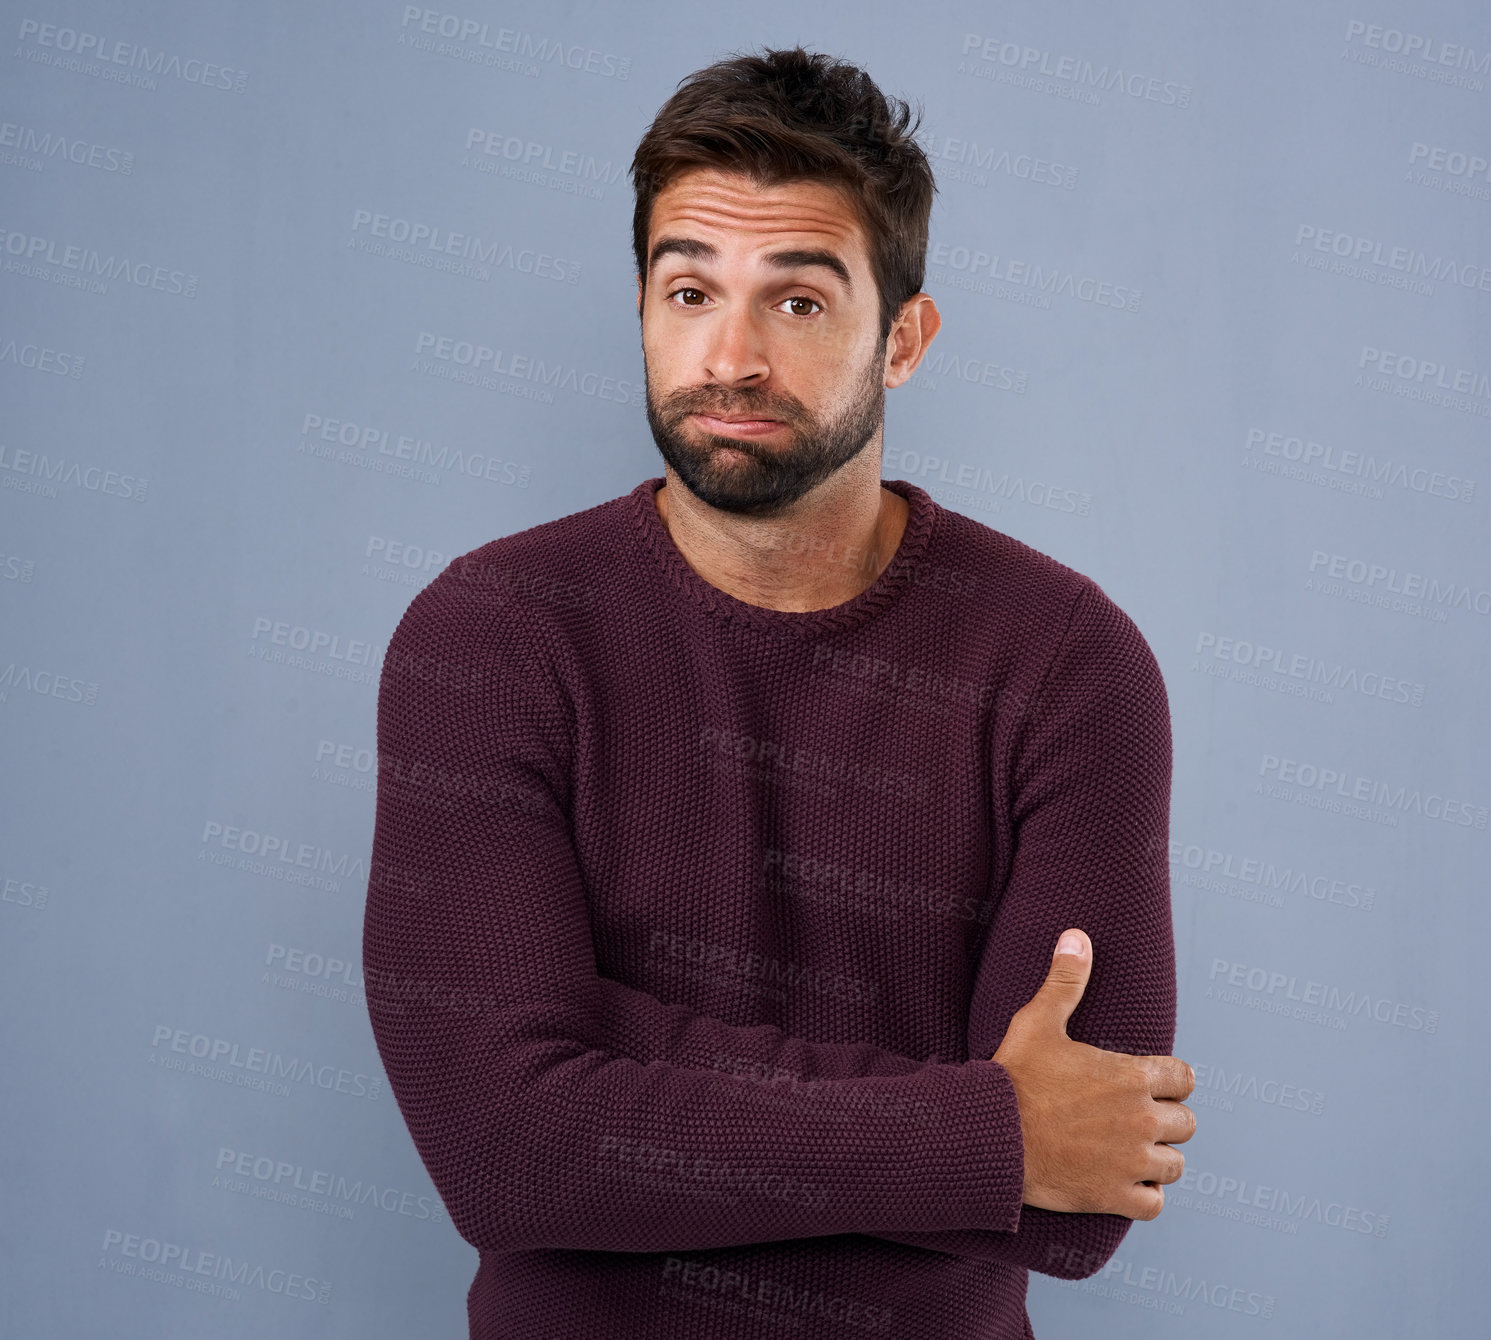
left=701, top=300, right=770, bottom=388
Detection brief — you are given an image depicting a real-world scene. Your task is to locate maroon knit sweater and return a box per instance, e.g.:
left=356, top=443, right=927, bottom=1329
left=362, top=475, right=1175, bottom=1340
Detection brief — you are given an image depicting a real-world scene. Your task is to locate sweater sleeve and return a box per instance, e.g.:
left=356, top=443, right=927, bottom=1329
left=361, top=564, right=1026, bottom=1257
left=876, top=579, right=1177, bottom=1277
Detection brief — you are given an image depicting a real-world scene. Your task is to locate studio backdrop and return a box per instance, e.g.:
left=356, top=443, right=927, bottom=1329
left=2, top=1, right=1487, bottom=1336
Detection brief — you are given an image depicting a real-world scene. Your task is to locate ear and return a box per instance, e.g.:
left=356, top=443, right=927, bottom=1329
left=636, top=273, right=643, bottom=316
left=883, top=294, right=942, bottom=388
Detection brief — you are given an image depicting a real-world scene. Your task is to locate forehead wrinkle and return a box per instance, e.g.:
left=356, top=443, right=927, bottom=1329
left=654, top=169, right=862, bottom=233
left=649, top=189, right=867, bottom=294
left=656, top=193, right=855, bottom=233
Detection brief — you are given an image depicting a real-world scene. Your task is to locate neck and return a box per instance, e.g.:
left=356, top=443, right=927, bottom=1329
left=653, top=456, right=910, bottom=612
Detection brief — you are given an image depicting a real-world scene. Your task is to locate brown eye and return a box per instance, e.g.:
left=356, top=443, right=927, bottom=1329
left=784, top=296, right=821, bottom=316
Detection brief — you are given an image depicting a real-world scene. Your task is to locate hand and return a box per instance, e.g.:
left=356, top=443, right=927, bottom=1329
left=990, top=928, right=1195, bottom=1220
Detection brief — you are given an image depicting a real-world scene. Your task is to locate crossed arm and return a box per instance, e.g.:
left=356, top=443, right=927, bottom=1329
left=363, top=574, right=1174, bottom=1275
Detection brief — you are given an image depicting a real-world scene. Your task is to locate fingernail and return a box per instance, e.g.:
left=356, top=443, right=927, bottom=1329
left=1056, top=931, right=1083, bottom=956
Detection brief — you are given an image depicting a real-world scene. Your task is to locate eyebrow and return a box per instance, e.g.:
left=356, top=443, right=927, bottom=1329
left=647, top=236, right=853, bottom=294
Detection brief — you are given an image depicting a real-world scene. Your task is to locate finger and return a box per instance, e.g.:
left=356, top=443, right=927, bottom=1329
left=1125, top=1181, right=1166, bottom=1221
left=1143, top=1055, right=1196, bottom=1101
left=1153, top=1099, right=1197, bottom=1145
left=1143, top=1144, right=1187, bottom=1186
left=1032, top=928, right=1093, bottom=1034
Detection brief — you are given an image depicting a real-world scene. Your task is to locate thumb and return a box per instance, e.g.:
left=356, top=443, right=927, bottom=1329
left=1031, top=928, right=1092, bottom=1033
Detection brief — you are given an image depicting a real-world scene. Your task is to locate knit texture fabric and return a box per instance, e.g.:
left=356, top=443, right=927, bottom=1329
left=362, top=475, right=1176, bottom=1340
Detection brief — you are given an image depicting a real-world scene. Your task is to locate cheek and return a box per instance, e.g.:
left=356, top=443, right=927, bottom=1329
left=800, top=335, right=878, bottom=396
left=642, top=318, right=710, bottom=369
left=785, top=329, right=860, bottom=378
left=639, top=328, right=686, bottom=383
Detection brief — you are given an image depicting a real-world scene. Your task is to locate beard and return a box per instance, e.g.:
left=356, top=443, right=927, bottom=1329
left=643, top=339, right=886, bottom=518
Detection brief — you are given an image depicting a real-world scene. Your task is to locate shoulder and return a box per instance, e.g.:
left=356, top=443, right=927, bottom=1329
left=382, top=487, right=635, bottom=693
left=453, top=489, right=629, bottom=610
left=397, top=488, right=633, bottom=628
left=921, top=488, right=1155, bottom=669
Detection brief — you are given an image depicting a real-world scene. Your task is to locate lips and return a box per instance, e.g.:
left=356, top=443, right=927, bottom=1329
left=689, top=413, right=788, bottom=440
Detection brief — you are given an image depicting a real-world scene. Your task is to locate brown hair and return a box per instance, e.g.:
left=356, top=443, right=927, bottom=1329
left=630, top=45, right=937, bottom=343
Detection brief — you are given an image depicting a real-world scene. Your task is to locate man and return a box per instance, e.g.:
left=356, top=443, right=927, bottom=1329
left=364, top=45, right=1195, bottom=1340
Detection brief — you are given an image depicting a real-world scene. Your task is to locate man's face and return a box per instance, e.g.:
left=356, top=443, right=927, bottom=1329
left=637, top=167, right=890, bottom=517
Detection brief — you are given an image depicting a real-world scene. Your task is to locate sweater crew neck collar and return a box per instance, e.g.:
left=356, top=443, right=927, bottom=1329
left=627, top=474, right=938, bottom=639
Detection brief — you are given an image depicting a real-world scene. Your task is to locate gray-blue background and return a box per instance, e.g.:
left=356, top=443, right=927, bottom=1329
left=3, top=1, right=1487, bottom=1335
